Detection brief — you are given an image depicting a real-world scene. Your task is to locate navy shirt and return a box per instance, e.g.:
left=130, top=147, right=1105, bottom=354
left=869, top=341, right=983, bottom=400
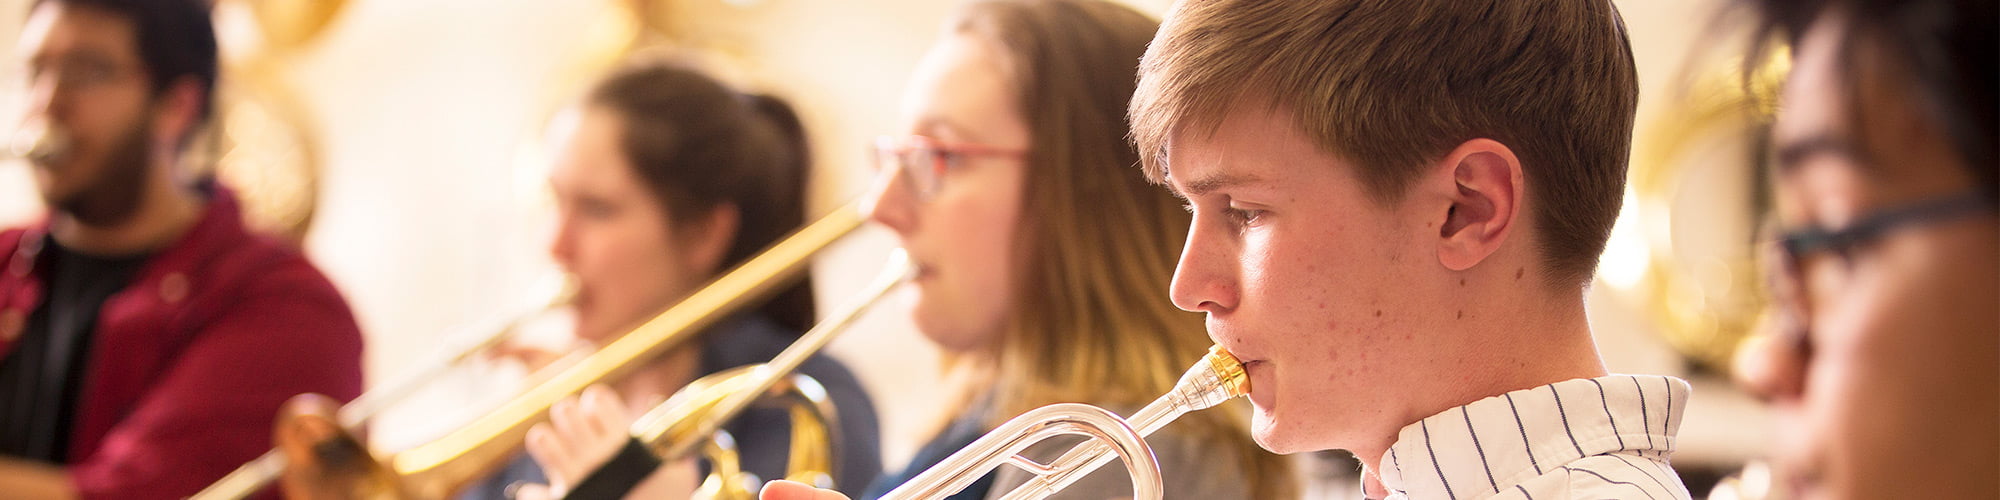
left=458, top=314, right=883, bottom=498
left=861, top=402, right=994, bottom=500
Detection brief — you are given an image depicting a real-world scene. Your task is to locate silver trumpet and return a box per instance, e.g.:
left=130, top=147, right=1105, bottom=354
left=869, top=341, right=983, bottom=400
left=7, top=122, right=71, bottom=165
left=880, top=345, right=1250, bottom=500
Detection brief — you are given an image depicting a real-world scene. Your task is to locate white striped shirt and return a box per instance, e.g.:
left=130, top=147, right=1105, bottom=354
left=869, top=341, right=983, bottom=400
left=1378, top=375, right=1693, bottom=500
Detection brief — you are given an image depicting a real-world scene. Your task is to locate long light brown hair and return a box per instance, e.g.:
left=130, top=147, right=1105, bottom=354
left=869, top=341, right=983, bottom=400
left=952, top=1, right=1296, bottom=497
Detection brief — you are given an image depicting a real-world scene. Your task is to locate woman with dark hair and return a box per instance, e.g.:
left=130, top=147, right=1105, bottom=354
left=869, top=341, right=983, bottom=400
left=457, top=59, right=882, bottom=499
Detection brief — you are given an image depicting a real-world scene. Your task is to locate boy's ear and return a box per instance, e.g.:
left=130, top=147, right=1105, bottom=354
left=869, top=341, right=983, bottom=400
left=1433, top=139, right=1523, bottom=271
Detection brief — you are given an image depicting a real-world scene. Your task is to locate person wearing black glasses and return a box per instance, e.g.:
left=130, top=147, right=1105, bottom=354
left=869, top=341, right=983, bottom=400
left=1733, top=0, right=1997, bottom=498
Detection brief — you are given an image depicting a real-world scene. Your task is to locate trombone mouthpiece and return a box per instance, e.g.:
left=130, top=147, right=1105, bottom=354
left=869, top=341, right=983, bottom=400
left=1167, top=345, right=1250, bottom=412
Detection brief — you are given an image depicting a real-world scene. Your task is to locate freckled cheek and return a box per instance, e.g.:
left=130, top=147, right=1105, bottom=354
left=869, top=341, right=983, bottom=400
left=1257, top=241, right=1352, bottom=336
left=1242, top=256, right=1319, bottom=336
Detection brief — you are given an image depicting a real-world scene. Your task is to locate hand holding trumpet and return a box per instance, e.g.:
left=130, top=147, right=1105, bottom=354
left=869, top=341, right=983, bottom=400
left=759, top=479, right=849, bottom=500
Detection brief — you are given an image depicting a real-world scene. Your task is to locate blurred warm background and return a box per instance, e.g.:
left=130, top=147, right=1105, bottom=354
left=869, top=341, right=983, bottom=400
left=0, top=0, right=1778, bottom=496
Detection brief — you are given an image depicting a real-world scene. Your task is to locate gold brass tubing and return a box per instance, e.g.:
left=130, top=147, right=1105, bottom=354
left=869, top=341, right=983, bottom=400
left=630, top=252, right=909, bottom=462
left=189, top=292, right=571, bottom=500
left=386, top=201, right=865, bottom=499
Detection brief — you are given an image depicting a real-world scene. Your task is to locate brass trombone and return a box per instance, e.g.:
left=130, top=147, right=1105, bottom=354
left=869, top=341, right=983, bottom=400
left=878, top=345, right=1251, bottom=500
left=190, top=289, right=574, bottom=499
left=565, top=251, right=910, bottom=500
left=190, top=200, right=875, bottom=499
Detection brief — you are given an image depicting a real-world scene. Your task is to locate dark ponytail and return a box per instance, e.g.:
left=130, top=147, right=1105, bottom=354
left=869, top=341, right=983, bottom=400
left=736, top=93, right=816, bottom=335
left=586, top=60, right=816, bottom=335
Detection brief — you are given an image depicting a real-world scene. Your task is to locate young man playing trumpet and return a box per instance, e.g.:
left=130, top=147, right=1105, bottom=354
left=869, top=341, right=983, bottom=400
left=1129, top=1, right=1693, bottom=498
left=764, top=0, right=1696, bottom=499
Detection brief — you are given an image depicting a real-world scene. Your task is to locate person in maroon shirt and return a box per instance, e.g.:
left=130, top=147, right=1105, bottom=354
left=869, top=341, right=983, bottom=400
left=0, top=0, right=364, bottom=498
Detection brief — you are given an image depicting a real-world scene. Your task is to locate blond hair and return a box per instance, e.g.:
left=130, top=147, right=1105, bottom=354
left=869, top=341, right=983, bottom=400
left=1130, top=0, right=1640, bottom=288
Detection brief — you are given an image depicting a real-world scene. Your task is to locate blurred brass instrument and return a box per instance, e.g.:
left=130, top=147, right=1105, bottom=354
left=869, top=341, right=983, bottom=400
left=659, top=372, right=835, bottom=500
left=189, top=288, right=575, bottom=499
left=190, top=201, right=873, bottom=499
left=6, top=122, right=71, bottom=166
left=610, top=250, right=909, bottom=499
left=879, top=346, right=1250, bottom=500
left=1611, top=54, right=1789, bottom=372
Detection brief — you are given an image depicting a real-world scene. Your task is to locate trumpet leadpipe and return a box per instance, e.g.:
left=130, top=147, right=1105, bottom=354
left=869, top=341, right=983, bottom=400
left=6, top=123, right=69, bottom=165
left=880, top=345, right=1250, bottom=500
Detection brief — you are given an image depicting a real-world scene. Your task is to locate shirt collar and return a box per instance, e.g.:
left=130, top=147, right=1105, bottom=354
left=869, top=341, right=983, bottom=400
left=1378, top=375, right=1689, bottom=499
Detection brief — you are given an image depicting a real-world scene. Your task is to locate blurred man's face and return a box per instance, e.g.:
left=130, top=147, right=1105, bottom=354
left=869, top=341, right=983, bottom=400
left=15, top=2, right=156, bottom=226
left=1741, top=12, right=1999, bottom=499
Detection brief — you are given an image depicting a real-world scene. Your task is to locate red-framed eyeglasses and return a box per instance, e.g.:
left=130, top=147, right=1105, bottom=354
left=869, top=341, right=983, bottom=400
left=873, top=135, right=1026, bottom=201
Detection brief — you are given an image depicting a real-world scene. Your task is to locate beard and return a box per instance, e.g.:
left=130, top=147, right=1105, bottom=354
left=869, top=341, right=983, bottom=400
left=51, top=119, right=152, bottom=227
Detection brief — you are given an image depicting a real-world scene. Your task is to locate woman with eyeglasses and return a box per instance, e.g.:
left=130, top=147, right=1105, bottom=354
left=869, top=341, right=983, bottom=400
left=517, top=1, right=1298, bottom=499
left=843, top=1, right=1295, bottom=498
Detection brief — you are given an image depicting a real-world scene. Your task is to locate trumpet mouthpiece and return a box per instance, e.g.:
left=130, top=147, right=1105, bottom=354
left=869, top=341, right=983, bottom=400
left=1168, top=345, right=1250, bottom=412
left=8, top=124, right=70, bottom=166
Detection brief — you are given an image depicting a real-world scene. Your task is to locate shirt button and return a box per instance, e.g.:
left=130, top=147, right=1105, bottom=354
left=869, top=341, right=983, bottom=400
left=160, top=273, right=189, bottom=304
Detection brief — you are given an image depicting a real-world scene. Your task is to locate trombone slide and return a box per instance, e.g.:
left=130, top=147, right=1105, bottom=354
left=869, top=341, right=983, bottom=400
left=563, top=251, right=913, bottom=499
left=188, top=294, right=565, bottom=500
left=189, top=200, right=867, bottom=499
